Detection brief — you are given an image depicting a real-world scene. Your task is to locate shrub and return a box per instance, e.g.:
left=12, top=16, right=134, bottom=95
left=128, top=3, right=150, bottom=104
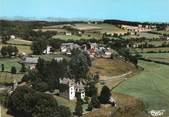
left=1, top=64, right=4, bottom=72
left=11, top=66, right=17, bottom=74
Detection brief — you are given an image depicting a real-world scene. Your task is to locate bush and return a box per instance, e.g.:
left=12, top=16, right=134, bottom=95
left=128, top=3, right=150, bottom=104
left=1, top=64, right=4, bottom=72
left=11, top=66, right=17, bottom=74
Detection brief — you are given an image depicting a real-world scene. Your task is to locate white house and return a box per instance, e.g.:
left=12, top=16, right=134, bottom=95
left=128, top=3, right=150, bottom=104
left=59, top=78, right=85, bottom=100
left=43, top=46, right=52, bottom=54
left=65, top=32, right=72, bottom=36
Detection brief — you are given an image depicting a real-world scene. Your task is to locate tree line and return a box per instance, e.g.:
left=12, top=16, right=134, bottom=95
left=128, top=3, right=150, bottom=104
left=0, top=45, right=18, bottom=57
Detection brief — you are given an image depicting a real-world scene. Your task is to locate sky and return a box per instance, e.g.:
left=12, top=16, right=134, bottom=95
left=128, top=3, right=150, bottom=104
left=0, top=0, right=169, bottom=22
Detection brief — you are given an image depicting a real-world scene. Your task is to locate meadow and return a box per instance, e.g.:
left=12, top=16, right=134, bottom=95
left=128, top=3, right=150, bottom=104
left=123, top=32, right=160, bottom=39
left=140, top=53, right=169, bottom=63
left=52, top=34, right=96, bottom=40
left=136, top=47, right=169, bottom=53
left=0, top=39, right=32, bottom=54
left=0, top=58, right=21, bottom=72
left=151, top=30, right=169, bottom=35
left=113, top=60, right=169, bottom=116
left=75, top=23, right=125, bottom=33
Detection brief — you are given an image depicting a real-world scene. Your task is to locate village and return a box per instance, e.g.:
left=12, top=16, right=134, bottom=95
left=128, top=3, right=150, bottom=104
left=0, top=19, right=169, bottom=117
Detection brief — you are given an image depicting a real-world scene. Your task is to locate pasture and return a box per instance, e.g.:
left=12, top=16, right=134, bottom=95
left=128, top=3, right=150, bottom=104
left=123, top=32, right=160, bottom=39
left=7, top=39, right=32, bottom=46
left=90, top=58, right=136, bottom=77
left=52, top=34, right=96, bottom=40
left=136, top=47, right=169, bottom=53
left=54, top=95, right=88, bottom=112
left=151, top=30, right=169, bottom=35
left=0, top=58, right=21, bottom=72
left=74, top=23, right=126, bottom=34
left=0, top=39, right=32, bottom=54
left=0, top=72, right=23, bottom=84
left=141, top=53, right=169, bottom=63
left=113, top=60, right=169, bottom=116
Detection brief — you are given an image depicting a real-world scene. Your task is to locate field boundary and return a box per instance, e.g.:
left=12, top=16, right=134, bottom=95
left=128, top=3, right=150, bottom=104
left=139, top=57, right=169, bottom=65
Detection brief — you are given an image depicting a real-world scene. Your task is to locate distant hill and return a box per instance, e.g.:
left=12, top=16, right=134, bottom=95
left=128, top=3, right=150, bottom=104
left=104, top=19, right=168, bottom=26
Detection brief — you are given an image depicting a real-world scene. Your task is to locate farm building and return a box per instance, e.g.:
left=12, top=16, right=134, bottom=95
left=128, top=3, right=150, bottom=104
left=20, top=57, right=39, bottom=69
left=59, top=78, right=85, bottom=100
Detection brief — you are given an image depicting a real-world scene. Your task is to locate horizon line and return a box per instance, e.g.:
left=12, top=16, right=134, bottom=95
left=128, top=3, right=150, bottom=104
left=0, top=16, right=169, bottom=24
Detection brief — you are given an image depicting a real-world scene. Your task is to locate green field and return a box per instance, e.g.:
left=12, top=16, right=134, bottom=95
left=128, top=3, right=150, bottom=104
left=75, top=23, right=125, bottom=33
left=54, top=95, right=88, bottom=112
left=0, top=58, right=21, bottom=72
left=113, top=60, right=169, bottom=116
left=0, top=39, right=32, bottom=54
left=52, top=34, right=96, bottom=40
left=151, top=30, right=169, bottom=35
left=141, top=53, right=169, bottom=58
left=123, top=32, right=160, bottom=39
left=0, top=72, right=23, bottom=83
left=7, top=39, right=32, bottom=46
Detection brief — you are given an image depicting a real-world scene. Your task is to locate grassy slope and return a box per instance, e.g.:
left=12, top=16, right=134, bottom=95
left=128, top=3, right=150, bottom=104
left=0, top=58, right=21, bottom=72
left=0, top=39, right=32, bottom=54
left=90, top=58, right=136, bottom=77
left=75, top=23, right=125, bottom=32
left=52, top=34, right=95, bottom=40
left=141, top=53, right=169, bottom=63
left=151, top=30, right=169, bottom=35
left=113, top=60, right=169, bottom=115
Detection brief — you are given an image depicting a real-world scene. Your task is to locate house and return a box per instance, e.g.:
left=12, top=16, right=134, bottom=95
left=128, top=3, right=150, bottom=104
left=43, top=46, right=52, bottom=54
left=87, top=43, right=98, bottom=57
left=60, top=43, right=80, bottom=55
left=59, top=78, right=85, bottom=100
left=20, top=57, right=39, bottom=69
left=54, top=57, right=63, bottom=62
left=65, top=32, right=72, bottom=36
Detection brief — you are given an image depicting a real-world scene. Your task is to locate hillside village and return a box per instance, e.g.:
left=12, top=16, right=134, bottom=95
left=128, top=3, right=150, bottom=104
left=0, top=20, right=169, bottom=117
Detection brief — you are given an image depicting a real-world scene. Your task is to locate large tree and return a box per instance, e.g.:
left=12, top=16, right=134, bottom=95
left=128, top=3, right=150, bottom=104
left=74, top=99, right=83, bottom=117
left=31, top=37, right=48, bottom=55
left=1, top=34, right=10, bottom=44
left=99, top=86, right=111, bottom=104
left=1, top=46, right=8, bottom=57
left=69, top=51, right=89, bottom=81
left=7, top=86, right=71, bottom=117
left=0, top=46, right=18, bottom=57
left=91, top=95, right=100, bottom=108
